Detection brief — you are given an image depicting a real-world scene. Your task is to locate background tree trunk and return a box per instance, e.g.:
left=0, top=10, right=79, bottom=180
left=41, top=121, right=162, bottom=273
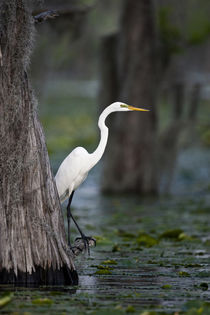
left=158, top=82, right=185, bottom=193
left=101, top=0, right=158, bottom=194
left=0, top=0, right=77, bottom=285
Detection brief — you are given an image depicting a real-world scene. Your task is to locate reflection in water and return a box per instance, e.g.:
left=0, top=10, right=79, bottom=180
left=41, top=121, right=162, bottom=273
left=78, top=266, right=161, bottom=308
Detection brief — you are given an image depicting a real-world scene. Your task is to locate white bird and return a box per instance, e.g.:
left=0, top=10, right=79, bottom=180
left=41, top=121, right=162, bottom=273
left=55, top=102, right=149, bottom=250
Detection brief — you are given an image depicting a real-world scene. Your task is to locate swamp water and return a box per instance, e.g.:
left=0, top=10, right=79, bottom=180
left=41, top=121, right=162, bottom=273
left=1, top=148, right=210, bottom=314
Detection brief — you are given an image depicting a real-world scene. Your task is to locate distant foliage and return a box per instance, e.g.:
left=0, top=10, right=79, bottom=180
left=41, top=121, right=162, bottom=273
left=186, top=12, right=210, bottom=45
left=157, top=6, right=182, bottom=66
left=157, top=3, right=210, bottom=68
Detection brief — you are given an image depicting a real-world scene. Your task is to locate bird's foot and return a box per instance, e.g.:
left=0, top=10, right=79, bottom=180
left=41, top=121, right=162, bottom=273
left=69, top=245, right=82, bottom=255
left=67, top=242, right=77, bottom=254
left=75, top=235, right=96, bottom=254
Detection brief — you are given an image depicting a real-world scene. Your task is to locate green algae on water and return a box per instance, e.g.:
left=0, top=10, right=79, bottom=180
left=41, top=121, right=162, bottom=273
left=178, top=271, right=190, bottom=277
left=101, top=259, right=118, bottom=265
left=95, top=269, right=112, bottom=275
left=162, top=284, right=172, bottom=289
left=136, top=233, right=158, bottom=247
left=0, top=293, right=13, bottom=308
left=159, top=229, right=183, bottom=239
left=32, top=298, right=53, bottom=305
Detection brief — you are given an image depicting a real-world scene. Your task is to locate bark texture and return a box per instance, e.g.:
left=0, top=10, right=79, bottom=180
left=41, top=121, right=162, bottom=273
left=101, top=0, right=158, bottom=193
left=0, top=0, right=77, bottom=285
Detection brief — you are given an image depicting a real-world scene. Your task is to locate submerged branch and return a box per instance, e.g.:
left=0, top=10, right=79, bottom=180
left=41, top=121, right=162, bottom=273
left=33, top=5, right=92, bottom=24
left=33, top=10, right=59, bottom=23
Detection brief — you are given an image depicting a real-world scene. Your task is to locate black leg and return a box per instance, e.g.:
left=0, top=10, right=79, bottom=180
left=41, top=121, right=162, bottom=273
left=67, top=191, right=75, bottom=247
left=67, top=191, right=96, bottom=253
left=69, top=207, right=93, bottom=254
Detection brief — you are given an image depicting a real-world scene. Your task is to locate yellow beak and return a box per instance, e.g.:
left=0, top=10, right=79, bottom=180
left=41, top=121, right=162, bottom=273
left=127, top=105, right=150, bottom=111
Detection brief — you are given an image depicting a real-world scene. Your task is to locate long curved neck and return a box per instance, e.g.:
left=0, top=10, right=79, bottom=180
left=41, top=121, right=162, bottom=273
left=89, top=107, right=111, bottom=168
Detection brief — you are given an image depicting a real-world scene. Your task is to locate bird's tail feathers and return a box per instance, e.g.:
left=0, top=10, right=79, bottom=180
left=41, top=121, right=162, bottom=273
left=59, top=190, right=69, bottom=204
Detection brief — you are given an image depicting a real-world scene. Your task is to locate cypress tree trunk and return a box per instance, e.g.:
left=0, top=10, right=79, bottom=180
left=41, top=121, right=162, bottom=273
left=0, top=0, right=77, bottom=285
left=102, top=0, right=158, bottom=194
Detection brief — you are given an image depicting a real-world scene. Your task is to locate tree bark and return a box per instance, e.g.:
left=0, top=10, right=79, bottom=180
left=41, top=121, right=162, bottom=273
left=0, top=0, right=77, bottom=286
left=173, top=83, right=185, bottom=120
left=99, top=34, right=119, bottom=107
left=101, top=0, right=158, bottom=194
left=188, top=83, right=201, bottom=121
left=157, top=82, right=185, bottom=193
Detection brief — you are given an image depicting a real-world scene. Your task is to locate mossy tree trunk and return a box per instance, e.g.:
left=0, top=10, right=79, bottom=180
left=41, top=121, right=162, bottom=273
left=101, top=0, right=158, bottom=194
left=0, top=0, right=77, bottom=285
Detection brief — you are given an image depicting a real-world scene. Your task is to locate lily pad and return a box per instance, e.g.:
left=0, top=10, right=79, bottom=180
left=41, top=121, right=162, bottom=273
left=96, top=265, right=113, bottom=270
left=178, top=271, right=190, bottom=277
left=126, top=305, right=136, bottom=313
left=159, top=229, right=183, bottom=239
left=93, top=235, right=112, bottom=245
left=136, top=233, right=158, bottom=247
left=0, top=293, right=13, bottom=308
left=95, top=269, right=112, bottom=275
left=117, top=229, right=136, bottom=239
left=101, top=259, right=118, bottom=265
left=162, top=284, right=172, bottom=289
left=112, top=244, right=121, bottom=252
left=32, top=298, right=53, bottom=305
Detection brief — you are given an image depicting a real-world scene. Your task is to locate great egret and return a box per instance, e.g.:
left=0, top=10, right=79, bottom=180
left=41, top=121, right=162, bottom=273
left=55, top=102, right=149, bottom=250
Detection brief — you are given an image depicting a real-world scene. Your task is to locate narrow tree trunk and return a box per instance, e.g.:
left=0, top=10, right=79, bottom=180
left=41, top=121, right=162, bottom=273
left=184, top=83, right=201, bottom=146
left=102, top=0, right=158, bottom=194
left=188, top=83, right=201, bottom=121
left=173, top=83, right=185, bottom=119
left=158, top=82, right=185, bottom=193
left=99, top=34, right=119, bottom=107
left=0, top=0, right=77, bottom=285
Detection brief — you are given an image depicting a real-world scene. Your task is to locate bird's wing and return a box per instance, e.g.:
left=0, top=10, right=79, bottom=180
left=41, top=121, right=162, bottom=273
left=55, top=147, right=89, bottom=202
left=59, top=189, right=69, bottom=205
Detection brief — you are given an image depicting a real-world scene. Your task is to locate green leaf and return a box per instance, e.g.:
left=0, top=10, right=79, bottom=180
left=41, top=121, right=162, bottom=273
left=178, top=271, right=190, bottom=277
left=32, top=298, right=53, bottom=305
left=112, top=244, right=121, bottom=252
left=95, top=269, right=112, bottom=275
left=125, top=305, right=136, bottom=313
left=101, top=260, right=118, bottom=265
left=162, top=284, right=172, bottom=289
left=136, top=233, right=158, bottom=247
left=159, top=229, right=183, bottom=239
left=96, top=265, right=113, bottom=270
left=0, top=293, right=13, bottom=308
left=117, top=229, right=136, bottom=239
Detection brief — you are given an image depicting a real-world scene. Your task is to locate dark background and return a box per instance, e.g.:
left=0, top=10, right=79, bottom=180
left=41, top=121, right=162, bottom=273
left=31, top=0, right=210, bottom=195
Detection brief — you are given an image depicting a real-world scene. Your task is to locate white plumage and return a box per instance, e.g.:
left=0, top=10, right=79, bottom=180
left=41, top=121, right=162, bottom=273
left=55, top=147, right=90, bottom=204
left=55, top=102, right=149, bottom=248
